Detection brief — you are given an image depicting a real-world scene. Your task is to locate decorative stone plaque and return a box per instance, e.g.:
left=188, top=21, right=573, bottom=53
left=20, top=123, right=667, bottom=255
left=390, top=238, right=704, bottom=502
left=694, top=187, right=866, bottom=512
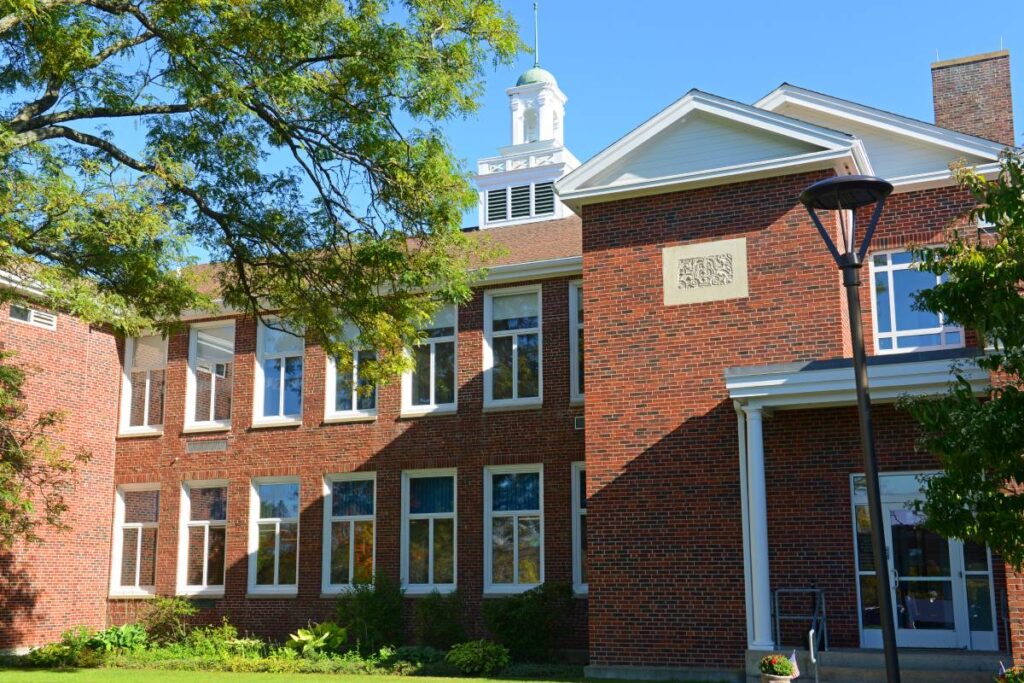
left=662, top=237, right=748, bottom=305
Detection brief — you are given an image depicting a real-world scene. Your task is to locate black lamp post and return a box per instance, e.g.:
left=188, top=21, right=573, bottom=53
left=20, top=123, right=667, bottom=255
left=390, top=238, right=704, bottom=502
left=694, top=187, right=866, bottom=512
left=799, top=175, right=900, bottom=683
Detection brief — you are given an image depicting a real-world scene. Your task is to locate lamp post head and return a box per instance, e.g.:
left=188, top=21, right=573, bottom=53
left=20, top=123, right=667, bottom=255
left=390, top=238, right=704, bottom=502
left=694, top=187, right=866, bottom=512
left=800, top=175, right=894, bottom=269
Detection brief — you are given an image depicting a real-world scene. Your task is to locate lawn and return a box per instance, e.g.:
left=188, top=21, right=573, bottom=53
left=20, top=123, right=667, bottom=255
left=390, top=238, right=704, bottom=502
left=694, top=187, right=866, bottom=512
left=2, top=672, right=571, bottom=683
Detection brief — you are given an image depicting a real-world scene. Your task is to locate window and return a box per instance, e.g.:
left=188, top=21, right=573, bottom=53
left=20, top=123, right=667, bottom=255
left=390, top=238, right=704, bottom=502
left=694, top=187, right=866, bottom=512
left=119, top=335, right=167, bottom=434
left=248, top=479, right=299, bottom=595
left=186, top=323, right=235, bottom=430
left=870, top=250, right=963, bottom=353
left=253, top=321, right=304, bottom=426
left=9, top=303, right=56, bottom=330
left=571, top=462, right=587, bottom=594
left=322, top=474, right=375, bottom=593
left=402, top=306, right=457, bottom=415
left=484, top=288, right=542, bottom=408
left=110, top=485, right=160, bottom=596
left=484, top=465, right=543, bottom=593
left=483, top=183, right=557, bottom=226
left=177, top=482, right=227, bottom=596
left=401, top=470, right=456, bottom=594
left=325, top=348, right=377, bottom=422
left=569, top=282, right=584, bottom=402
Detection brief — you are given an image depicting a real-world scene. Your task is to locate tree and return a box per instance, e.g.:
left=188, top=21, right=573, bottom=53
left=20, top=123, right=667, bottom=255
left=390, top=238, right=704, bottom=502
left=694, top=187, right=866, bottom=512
left=1, top=0, right=519, bottom=544
left=903, top=151, right=1024, bottom=568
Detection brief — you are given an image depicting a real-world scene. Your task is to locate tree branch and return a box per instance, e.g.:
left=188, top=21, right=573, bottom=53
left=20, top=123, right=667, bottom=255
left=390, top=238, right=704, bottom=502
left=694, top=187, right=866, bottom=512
left=0, top=0, right=86, bottom=35
left=8, top=78, right=62, bottom=129
left=20, top=102, right=194, bottom=131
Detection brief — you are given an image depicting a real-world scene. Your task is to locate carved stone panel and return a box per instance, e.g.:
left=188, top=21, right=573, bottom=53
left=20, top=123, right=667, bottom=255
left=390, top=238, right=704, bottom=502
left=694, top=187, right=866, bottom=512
left=662, top=237, right=749, bottom=305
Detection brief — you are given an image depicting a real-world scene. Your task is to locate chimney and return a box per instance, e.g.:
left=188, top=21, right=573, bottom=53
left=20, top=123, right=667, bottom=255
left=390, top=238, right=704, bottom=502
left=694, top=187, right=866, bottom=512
left=931, top=50, right=1015, bottom=146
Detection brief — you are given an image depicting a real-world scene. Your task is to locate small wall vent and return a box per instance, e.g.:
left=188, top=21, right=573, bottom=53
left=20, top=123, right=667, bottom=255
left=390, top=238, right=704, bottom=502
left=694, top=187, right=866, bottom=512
left=186, top=439, right=228, bottom=453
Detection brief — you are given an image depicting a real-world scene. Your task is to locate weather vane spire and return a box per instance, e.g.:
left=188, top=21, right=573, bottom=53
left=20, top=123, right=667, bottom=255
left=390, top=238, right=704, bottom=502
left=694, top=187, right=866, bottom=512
left=533, top=1, right=540, bottom=68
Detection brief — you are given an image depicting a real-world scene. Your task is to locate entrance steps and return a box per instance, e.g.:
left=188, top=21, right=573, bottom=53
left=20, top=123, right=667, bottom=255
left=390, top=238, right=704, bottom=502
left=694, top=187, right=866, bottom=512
left=746, top=648, right=1007, bottom=683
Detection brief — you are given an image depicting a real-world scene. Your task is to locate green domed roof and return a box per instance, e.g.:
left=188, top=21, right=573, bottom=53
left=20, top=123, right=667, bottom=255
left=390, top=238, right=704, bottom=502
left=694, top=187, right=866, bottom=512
left=516, top=66, right=557, bottom=87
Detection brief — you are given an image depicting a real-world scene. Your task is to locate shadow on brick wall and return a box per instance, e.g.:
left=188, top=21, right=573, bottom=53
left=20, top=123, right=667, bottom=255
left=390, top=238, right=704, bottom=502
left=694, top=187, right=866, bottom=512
left=0, top=550, right=39, bottom=650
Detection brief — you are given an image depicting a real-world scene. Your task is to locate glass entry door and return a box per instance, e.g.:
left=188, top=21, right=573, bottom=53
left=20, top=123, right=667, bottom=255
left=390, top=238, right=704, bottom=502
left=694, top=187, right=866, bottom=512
left=853, top=473, right=998, bottom=650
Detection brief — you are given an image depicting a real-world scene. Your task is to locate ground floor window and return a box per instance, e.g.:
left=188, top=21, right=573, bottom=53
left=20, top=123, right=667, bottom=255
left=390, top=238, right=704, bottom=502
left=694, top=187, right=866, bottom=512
left=401, top=470, right=456, bottom=594
left=111, top=485, right=160, bottom=597
left=178, top=482, right=227, bottom=596
left=323, top=473, right=375, bottom=592
left=571, top=462, right=587, bottom=594
left=484, top=464, right=543, bottom=593
left=249, top=478, right=299, bottom=595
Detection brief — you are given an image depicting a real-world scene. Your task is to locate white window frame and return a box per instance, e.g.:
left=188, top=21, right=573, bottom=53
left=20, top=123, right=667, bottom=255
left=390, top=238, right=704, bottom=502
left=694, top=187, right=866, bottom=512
left=869, top=249, right=964, bottom=355
left=400, top=468, right=457, bottom=595
left=109, top=483, right=160, bottom=598
left=324, top=329, right=377, bottom=422
left=119, top=335, right=168, bottom=436
left=247, top=476, right=300, bottom=597
left=483, top=464, right=544, bottom=594
left=401, top=305, right=458, bottom=417
left=568, top=281, right=584, bottom=404
left=8, top=303, right=57, bottom=330
left=571, top=462, right=587, bottom=595
left=176, top=480, right=228, bottom=597
left=483, top=285, right=543, bottom=410
left=252, top=320, right=305, bottom=428
left=184, top=320, right=235, bottom=433
left=321, top=472, right=377, bottom=595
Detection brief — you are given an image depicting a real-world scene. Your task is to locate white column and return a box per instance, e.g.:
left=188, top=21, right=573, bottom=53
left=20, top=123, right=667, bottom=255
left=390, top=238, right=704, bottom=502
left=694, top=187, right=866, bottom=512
left=745, top=405, right=775, bottom=650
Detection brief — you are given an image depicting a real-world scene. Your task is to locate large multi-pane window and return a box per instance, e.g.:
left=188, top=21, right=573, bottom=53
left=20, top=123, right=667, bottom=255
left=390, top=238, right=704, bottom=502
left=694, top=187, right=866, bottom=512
left=571, top=462, right=587, bottom=594
left=249, top=479, right=299, bottom=595
left=870, top=250, right=963, bottom=353
left=401, top=470, right=456, bottom=594
left=326, top=327, right=377, bottom=421
left=111, top=485, right=160, bottom=596
left=187, top=323, right=235, bottom=429
left=322, top=474, right=375, bottom=593
left=403, top=306, right=457, bottom=415
left=569, top=282, right=584, bottom=402
left=254, top=322, right=304, bottom=425
left=484, top=465, right=543, bottom=593
left=178, top=482, right=227, bottom=596
left=484, top=288, right=542, bottom=407
left=120, top=335, right=167, bottom=434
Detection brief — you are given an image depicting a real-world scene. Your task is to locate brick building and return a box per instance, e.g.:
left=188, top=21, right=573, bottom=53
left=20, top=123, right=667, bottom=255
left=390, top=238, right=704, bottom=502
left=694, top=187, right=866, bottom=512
left=2, top=50, right=1022, bottom=681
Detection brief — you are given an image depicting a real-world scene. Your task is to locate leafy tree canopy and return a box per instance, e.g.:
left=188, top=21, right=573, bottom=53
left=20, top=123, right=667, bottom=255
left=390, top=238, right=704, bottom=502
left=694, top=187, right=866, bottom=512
left=905, top=151, right=1024, bottom=568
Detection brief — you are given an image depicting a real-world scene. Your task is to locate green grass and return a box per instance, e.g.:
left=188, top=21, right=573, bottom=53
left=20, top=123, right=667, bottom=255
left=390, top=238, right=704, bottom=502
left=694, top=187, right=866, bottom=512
left=1, top=672, right=578, bottom=683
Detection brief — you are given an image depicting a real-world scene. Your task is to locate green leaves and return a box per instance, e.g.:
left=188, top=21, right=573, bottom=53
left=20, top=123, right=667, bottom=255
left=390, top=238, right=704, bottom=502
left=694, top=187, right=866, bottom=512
left=904, top=151, right=1024, bottom=568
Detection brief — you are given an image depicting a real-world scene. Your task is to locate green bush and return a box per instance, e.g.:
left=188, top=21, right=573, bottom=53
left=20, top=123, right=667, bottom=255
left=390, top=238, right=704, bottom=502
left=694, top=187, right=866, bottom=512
left=88, top=624, right=148, bottom=653
left=286, top=621, right=347, bottom=658
left=413, top=590, right=466, bottom=650
left=759, top=654, right=795, bottom=676
left=141, top=596, right=197, bottom=645
left=445, top=640, right=511, bottom=676
left=389, top=645, right=446, bottom=665
left=336, top=574, right=404, bottom=655
left=184, top=619, right=264, bottom=658
left=25, top=627, right=105, bottom=668
left=481, top=582, right=573, bottom=661
left=998, top=669, right=1024, bottom=683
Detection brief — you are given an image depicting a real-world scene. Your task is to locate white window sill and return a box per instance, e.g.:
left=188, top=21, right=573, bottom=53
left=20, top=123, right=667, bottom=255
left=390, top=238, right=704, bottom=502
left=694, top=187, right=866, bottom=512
left=323, top=413, right=377, bottom=424
left=573, top=585, right=589, bottom=598
left=483, top=584, right=541, bottom=597
left=404, top=584, right=457, bottom=596
left=482, top=399, right=543, bottom=414
left=250, top=416, right=302, bottom=429
left=117, top=427, right=164, bottom=439
left=570, top=396, right=584, bottom=407
left=177, top=588, right=225, bottom=599
left=183, top=423, right=232, bottom=434
left=245, top=588, right=298, bottom=599
left=399, top=405, right=457, bottom=419
left=109, top=590, right=156, bottom=600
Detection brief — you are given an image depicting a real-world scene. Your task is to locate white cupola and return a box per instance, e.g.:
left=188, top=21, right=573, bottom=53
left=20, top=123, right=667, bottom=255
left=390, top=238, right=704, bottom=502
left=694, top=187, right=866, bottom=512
left=474, top=5, right=578, bottom=229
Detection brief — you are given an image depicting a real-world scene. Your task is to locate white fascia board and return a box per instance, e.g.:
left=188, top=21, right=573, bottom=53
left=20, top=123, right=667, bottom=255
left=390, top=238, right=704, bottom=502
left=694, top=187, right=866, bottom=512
left=475, top=163, right=571, bottom=188
left=890, top=162, right=1002, bottom=194
left=726, top=356, right=989, bottom=410
left=756, top=85, right=1009, bottom=160
left=479, top=256, right=581, bottom=285
left=557, top=89, right=854, bottom=198
left=0, top=269, right=46, bottom=300
left=559, top=148, right=855, bottom=211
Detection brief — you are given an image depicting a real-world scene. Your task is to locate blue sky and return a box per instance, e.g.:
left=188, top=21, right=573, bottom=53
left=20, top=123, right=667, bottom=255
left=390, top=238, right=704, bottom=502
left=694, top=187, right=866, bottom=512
left=449, top=0, right=1024, bottom=226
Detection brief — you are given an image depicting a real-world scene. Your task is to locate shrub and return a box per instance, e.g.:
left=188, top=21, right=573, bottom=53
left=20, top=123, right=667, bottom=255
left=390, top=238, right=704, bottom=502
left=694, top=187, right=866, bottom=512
left=286, top=621, right=347, bottom=658
left=413, top=590, right=466, bottom=650
left=183, top=619, right=264, bottom=658
left=759, top=654, right=796, bottom=676
left=141, top=597, right=197, bottom=645
left=390, top=645, right=446, bottom=665
left=481, top=582, right=572, bottom=661
left=998, top=668, right=1024, bottom=683
left=88, top=624, right=148, bottom=653
left=445, top=640, right=511, bottom=676
left=336, top=574, right=404, bottom=655
left=25, top=627, right=105, bottom=668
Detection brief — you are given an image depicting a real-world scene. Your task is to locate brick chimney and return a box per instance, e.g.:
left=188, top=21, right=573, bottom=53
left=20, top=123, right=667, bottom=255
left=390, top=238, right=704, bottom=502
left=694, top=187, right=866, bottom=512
left=931, top=50, right=1015, bottom=146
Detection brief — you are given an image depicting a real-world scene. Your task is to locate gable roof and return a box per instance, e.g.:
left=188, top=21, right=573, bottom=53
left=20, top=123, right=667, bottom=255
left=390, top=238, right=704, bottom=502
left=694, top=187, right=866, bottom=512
left=557, top=89, right=869, bottom=210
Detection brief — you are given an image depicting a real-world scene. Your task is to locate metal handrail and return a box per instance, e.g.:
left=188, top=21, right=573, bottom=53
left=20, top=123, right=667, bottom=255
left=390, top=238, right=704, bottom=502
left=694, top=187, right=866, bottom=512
left=772, top=587, right=828, bottom=653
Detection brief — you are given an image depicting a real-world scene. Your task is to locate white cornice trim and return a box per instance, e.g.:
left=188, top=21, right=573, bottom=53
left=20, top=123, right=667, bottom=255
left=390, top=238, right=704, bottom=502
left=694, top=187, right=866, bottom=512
left=479, top=256, right=581, bottom=285
left=0, top=270, right=45, bottom=300
left=889, top=162, right=1002, bottom=193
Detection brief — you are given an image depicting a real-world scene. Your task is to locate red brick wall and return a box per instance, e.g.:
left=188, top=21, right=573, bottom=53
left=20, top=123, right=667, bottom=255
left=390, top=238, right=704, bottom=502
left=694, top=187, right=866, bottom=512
left=580, top=170, right=984, bottom=670
left=932, top=50, right=1015, bottom=147
left=0, top=303, right=120, bottom=650
left=110, top=276, right=586, bottom=647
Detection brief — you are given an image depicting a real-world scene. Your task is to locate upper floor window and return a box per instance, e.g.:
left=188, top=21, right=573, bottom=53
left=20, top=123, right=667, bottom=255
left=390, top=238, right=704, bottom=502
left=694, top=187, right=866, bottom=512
left=248, top=478, right=299, bottom=596
left=401, top=470, right=456, bottom=594
left=120, top=335, right=166, bottom=435
left=322, top=473, right=375, bottom=593
left=402, top=306, right=457, bottom=416
left=569, top=282, right=584, bottom=403
left=484, top=288, right=542, bottom=408
left=325, top=328, right=377, bottom=422
left=177, top=482, right=227, bottom=596
left=870, top=250, right=963, bottom=354
left=110, top=485, right=160, bottom=597
left=571, top=462, right=587, bottom=595
left=484, top=182, right=556, bottom=225
left=484, top=465, right=543, bottom=593
left=253, top=321, right=304, bottom=426
left=186, top=322, right=235, bottom=430
left=9, top=303, right=57, bottom=330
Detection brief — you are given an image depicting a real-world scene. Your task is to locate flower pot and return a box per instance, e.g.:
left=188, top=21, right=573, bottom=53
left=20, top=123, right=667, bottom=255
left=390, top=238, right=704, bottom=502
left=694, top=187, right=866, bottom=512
left=760, top=675, right=792, bottom=683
